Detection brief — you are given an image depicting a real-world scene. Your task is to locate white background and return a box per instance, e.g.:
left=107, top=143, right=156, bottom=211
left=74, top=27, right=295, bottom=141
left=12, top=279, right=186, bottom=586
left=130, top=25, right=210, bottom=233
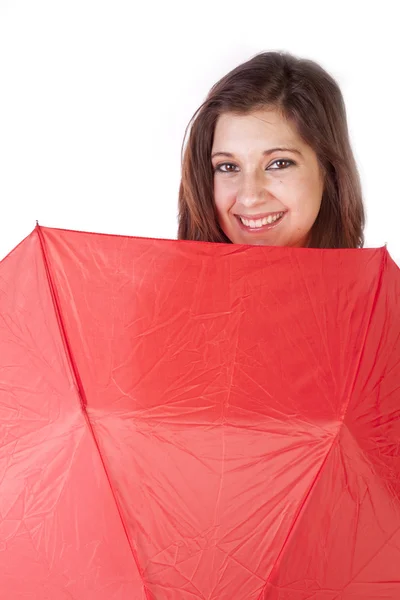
left=1, top=0, right=399, bottom=264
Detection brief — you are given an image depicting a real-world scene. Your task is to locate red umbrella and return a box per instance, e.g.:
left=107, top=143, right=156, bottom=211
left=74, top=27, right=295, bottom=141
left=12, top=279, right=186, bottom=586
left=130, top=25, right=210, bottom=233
left=1, top=224, right=399, bottom=599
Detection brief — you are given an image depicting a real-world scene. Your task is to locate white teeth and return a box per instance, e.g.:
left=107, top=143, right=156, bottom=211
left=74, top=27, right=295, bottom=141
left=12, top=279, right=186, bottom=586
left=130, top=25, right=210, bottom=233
left=239, top=212, right=284, bottom=228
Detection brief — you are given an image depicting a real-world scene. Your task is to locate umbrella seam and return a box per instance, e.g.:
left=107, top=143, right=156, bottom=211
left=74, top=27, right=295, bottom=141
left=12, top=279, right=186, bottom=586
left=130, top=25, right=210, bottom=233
left=35, top=224, right=153, bottom=600
left=339, top=247, right=388, bottom=424
left=256, top=247, right=388, bottom=600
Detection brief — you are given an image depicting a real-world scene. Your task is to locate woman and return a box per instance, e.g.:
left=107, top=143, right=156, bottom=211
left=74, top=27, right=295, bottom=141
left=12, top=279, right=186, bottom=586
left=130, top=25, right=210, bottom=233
left=178, top=51, right=365, bottom=248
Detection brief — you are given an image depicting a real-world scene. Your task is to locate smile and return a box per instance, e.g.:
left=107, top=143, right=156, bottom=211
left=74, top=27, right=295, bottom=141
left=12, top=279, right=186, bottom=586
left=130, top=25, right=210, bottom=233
left=235, top=211, right=286, bottom=231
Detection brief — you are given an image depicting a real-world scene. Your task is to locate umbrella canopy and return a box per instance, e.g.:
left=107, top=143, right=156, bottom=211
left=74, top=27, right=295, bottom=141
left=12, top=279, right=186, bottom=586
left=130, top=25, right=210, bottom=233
left=1, top=224, right=399, bottom=600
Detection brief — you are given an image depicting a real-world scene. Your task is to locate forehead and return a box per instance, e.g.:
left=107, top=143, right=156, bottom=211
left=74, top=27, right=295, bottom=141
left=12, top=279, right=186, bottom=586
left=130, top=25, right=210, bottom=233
left=213, top=108, right=301, bottom=145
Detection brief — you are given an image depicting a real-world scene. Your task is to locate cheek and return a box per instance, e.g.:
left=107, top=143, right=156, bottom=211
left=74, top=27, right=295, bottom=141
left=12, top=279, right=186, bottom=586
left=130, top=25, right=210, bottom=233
left=213, top=182, right=234, bottom=216
left=287, top=178, right=322, bottom=217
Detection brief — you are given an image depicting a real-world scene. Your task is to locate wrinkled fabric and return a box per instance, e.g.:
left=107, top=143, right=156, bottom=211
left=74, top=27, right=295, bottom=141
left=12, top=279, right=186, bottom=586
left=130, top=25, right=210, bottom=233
left=0, top=224, right=399, bottom=600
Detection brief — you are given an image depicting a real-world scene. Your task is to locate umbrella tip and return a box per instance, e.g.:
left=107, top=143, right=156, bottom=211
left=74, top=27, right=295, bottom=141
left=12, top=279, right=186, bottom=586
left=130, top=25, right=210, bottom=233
left=36, top=220, right=39, bottom=226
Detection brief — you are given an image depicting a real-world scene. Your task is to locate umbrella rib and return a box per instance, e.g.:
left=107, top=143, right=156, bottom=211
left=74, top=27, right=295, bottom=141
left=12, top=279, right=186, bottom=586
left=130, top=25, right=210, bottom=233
left=256, top=433, right=340, bottom=599
left=36, top=225, right=152, bottom=600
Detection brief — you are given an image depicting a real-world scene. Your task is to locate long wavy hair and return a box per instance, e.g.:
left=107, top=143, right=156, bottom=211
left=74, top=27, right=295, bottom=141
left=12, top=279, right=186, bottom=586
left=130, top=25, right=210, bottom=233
left=177, top=51, right=365, bottom=248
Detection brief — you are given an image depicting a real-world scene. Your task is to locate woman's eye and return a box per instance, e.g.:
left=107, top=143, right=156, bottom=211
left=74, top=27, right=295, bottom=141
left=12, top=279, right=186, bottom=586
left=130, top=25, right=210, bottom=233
left=214, top=163, right=237, bottom=173
left=214, top=159, right=293, bottom=173
left=269, top=159, right=293, bottom=169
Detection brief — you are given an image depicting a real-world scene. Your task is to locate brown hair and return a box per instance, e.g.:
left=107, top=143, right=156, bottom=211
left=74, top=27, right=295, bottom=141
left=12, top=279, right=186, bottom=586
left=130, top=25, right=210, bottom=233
left=177, top=51, right=365, bottom=248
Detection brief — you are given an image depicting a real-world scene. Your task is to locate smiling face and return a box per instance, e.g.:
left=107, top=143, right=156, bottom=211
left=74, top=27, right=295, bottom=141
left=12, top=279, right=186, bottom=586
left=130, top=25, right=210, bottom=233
left=211, top=108, right=325, bottom=247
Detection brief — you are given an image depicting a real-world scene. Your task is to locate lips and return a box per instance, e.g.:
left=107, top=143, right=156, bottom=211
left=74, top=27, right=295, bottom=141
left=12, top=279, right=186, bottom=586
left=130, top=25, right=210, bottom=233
left=235, top=211, right=286, bottom=233
left=236, top=211, right=284, bottom=220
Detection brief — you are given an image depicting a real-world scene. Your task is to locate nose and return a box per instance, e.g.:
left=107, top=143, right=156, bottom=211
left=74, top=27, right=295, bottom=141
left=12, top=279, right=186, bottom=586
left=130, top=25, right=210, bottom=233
left=236, top=171, right=270, bottom=208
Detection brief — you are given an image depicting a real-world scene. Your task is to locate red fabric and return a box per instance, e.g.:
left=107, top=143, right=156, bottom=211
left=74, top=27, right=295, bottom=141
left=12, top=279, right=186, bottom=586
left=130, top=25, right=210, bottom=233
left=1, top=224, right=399, bottom=599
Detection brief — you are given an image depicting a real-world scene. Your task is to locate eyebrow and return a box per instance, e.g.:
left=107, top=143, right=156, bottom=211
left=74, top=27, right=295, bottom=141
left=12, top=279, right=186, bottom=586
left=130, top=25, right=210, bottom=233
left=211, top=147, right=303, bottom=159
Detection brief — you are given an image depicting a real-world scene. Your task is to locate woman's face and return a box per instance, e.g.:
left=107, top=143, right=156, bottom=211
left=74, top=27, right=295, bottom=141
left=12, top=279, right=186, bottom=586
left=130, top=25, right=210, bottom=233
left=211, top=108, right=325, bottom=247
